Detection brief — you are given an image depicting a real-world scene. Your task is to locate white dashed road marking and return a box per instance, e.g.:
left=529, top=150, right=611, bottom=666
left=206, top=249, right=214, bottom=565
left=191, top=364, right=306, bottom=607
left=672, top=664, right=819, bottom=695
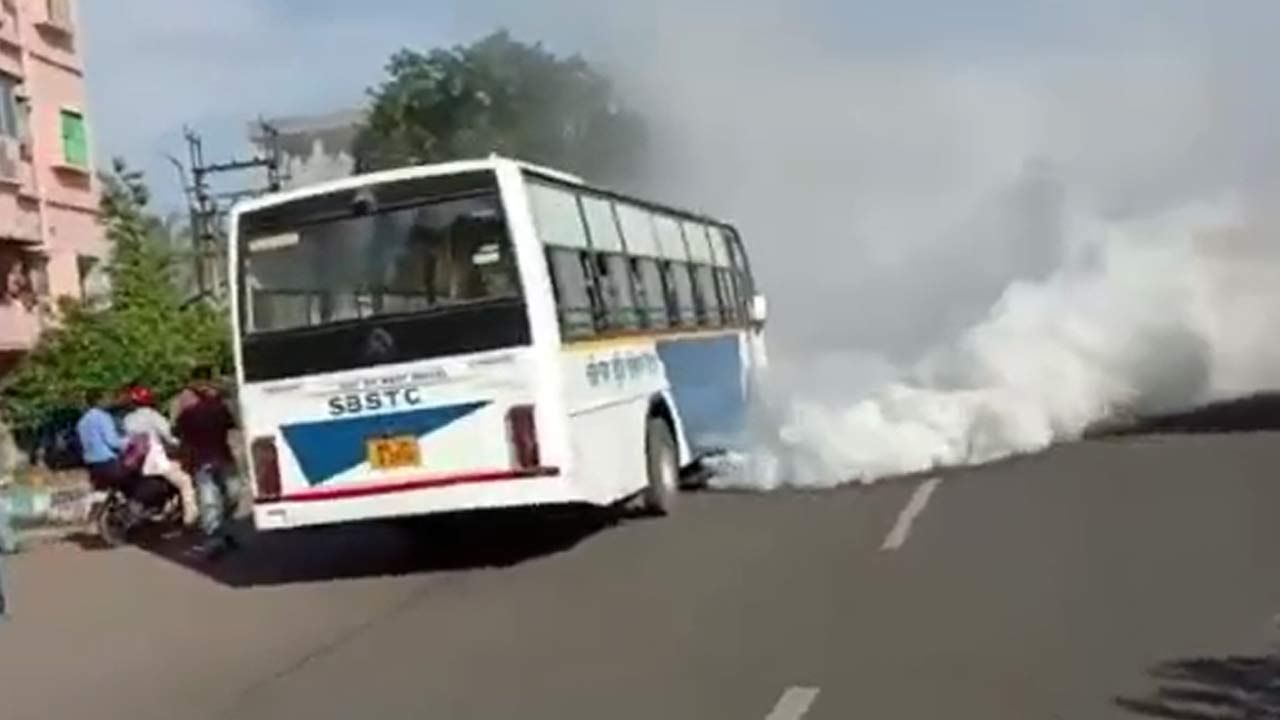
left=765, top=686, right=820, bottom=720
left=881, top=477, right=942, bottom=551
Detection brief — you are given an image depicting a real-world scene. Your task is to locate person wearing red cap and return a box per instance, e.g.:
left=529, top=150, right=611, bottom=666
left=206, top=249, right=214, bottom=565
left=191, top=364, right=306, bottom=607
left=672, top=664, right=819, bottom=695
left=122, top=385, right=198, bottom=527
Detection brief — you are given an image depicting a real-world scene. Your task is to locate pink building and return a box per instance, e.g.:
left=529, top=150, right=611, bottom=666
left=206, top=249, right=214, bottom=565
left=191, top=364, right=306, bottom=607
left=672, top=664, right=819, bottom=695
left=0, top=0, right=103, bottom=374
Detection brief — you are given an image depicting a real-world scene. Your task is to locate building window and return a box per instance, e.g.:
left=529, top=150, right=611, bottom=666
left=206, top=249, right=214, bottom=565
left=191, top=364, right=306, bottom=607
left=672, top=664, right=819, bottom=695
left=77, top=253, right=110, bottom=306
left=22, top=253, right=48, bottom=300
left=0, top=249, right=48, bottom=309
left=0, top=76, right=18, bottom=139
left=0, top=250, right=20, bottom=303
left=60, top=109, right=88, bottom=168
left=45, top=0, right=73, bottom=30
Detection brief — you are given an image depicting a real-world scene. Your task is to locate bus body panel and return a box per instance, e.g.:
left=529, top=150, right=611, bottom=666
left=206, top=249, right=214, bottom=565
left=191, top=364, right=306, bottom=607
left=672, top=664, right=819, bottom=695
left=240, top=346, right=585, bottom=530
left=247, top=329, right=754, bottom=531
left=559, top=337, right=684, bottom=506
left=559, top=329, right=752, bottom=505
left=253, top=467, right=580, bottom=531
left=653, top=331, right=749, bottom=455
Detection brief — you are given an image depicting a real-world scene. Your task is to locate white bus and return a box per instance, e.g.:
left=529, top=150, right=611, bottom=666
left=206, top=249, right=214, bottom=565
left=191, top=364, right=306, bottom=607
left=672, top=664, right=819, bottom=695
left=228, top=156, right=767, bottom=531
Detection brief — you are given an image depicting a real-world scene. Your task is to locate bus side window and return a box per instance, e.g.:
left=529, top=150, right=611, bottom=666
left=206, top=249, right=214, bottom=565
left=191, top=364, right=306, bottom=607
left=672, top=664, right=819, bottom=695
left=725, top=229, right=754, bottom=301
left=712, top=227, right=749, bottom=321
left=679, top=260, right=703, bottom=326
left=632, top=257, right=668, bottom=329
left=716, top=268, right=740, bottom=324
left=665, top=261, right=697, bottom=328
left=679, top=223, right=713, bottom=326
left=594, top=252, right=639, bottom=330
left=686, top=264, right=709, bottom=326
left=693, top=264, right=721, bottom=327
left=648, top=214, right=692, bottom=328
left=546, top=247, right=597, bottom=339
left=626, top=257, right=650, bottom=323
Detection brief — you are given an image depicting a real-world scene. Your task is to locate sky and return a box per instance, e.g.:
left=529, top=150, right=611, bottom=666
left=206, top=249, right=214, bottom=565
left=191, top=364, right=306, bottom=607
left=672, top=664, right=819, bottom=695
left=80, top=1, right=453, bottom=210
left=81, top=1, right=1280, bottom=212
left=80, top=0, right=1280, bottom=361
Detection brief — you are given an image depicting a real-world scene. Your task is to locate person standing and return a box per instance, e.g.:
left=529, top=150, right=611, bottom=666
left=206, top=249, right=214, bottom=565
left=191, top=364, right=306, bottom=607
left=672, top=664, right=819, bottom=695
left=122, top=386, right=199, bottom=527
left=168, top=368, right=205, bottom=426
left=0, top=474, right=17, bottom=618
left=175, top=367, right=240, bottom=557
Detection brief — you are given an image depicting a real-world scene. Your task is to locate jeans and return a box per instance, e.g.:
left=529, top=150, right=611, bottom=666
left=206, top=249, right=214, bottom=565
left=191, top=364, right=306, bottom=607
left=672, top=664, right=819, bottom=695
left=195, top=463, right=242, bottom=539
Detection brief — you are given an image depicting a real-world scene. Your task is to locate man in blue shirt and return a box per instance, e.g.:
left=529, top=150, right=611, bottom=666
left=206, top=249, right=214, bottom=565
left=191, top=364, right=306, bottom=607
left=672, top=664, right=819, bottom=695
left=77, top=389, right=130, bottom=489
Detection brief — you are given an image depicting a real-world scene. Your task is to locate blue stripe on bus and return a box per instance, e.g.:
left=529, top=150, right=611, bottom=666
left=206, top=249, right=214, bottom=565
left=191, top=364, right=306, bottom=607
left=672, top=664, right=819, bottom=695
left=656, top=333, right=745, bottom=455
left=280, top=402, right=489, bottom=486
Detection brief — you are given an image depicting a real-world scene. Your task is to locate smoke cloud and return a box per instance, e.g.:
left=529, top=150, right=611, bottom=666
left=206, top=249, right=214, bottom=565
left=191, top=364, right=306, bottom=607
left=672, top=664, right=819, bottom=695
left=489, top=0, right=1280, bottom=486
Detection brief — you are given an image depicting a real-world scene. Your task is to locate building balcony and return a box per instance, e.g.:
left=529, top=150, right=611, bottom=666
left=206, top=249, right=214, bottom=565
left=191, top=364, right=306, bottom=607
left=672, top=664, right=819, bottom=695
left=34, top=0, right=75, bottom=35
left=0, top=0, right=20, bottom=48
left=0, top=299, right=43, bottom=351
left=0, top=21, right=20, bottom=55
left=0, top=182, right=43, bottom=244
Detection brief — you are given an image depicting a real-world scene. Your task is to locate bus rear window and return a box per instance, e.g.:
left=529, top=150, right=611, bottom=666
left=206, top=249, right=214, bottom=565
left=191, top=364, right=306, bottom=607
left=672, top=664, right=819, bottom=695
left=241, top=188, right=519, bottom=334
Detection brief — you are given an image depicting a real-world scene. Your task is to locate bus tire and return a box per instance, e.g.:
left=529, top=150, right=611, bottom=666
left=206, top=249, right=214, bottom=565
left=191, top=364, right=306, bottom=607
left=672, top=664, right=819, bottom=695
left=642, top=417, right=679, bottom=516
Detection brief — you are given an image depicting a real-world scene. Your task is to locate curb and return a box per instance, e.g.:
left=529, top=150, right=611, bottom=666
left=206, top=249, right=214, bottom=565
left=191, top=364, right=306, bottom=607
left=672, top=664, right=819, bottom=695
left=16, top=523, right=88, bottom=548
left=2, top=484, right=95, bottom=550
left=3, top=483, right=95, bottom=528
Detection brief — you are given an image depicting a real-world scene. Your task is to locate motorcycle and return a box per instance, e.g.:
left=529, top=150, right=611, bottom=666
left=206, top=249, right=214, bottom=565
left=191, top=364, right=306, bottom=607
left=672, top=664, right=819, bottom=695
left=90, top=473, right=183, bottom=548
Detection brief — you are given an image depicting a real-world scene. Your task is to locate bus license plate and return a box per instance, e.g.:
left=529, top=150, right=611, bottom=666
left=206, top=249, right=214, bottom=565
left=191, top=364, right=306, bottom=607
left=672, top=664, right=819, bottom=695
left=367, top=436, right=421, bottom=470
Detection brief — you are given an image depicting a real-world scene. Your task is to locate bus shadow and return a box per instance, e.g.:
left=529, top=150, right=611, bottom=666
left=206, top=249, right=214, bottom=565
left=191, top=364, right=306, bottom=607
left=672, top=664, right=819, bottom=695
left=135, top=506, right=620, bottom=588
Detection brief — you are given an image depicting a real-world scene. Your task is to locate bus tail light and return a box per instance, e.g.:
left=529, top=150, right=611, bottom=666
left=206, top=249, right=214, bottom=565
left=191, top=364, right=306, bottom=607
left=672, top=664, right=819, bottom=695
left=506, top=404, right=540, bottom=469
left=251, top=436, right=282, bottom=501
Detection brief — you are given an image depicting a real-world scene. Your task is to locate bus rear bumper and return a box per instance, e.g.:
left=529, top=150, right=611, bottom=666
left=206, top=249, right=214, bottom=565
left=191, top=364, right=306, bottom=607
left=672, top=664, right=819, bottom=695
left=251, top=467, right=576, bottom=531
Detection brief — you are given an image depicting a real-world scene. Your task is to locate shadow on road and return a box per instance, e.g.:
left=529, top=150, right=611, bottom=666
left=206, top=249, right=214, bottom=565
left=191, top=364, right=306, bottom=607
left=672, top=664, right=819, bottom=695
left=1116, top=654, right=1280, bottom=720
left=1091, top=393, right=1280, bottom=438
left=131, top=506, right=620, bottom=589
left=65, top=530, right=114, bottom=551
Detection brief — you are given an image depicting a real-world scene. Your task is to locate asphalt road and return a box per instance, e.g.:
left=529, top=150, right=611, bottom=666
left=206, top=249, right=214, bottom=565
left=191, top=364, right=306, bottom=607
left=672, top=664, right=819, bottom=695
left=3, top=430, right=1280, bottom=719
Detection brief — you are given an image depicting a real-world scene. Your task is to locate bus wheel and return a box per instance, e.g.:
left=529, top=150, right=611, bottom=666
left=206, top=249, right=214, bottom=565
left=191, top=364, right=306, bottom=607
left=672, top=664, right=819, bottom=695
left=642, top=417, right=679, bottom=516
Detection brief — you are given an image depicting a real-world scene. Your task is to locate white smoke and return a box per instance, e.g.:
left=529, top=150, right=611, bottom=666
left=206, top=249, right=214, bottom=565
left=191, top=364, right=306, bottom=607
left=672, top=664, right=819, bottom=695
left=484, top=0, right=1280, bottom=487
left=722, top=200, right=1280, bottom=489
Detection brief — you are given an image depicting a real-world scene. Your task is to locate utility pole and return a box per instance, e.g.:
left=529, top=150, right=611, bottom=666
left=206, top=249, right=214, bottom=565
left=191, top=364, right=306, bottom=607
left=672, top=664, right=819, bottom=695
left=179, top=119, right=287, bottom=303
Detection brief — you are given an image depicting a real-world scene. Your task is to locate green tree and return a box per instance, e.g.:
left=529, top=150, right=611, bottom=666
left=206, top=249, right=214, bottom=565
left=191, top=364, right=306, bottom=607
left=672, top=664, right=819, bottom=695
left=0, top=159, right=230, bottom=433
left=354, top=30, right=647, bottom=184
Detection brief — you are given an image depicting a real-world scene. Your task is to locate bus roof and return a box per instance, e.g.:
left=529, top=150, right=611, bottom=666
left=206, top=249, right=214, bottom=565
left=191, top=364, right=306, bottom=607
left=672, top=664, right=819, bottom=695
left=231, top=155, right=736, bottom=232
left=231, top=155, right=583, bottom=216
